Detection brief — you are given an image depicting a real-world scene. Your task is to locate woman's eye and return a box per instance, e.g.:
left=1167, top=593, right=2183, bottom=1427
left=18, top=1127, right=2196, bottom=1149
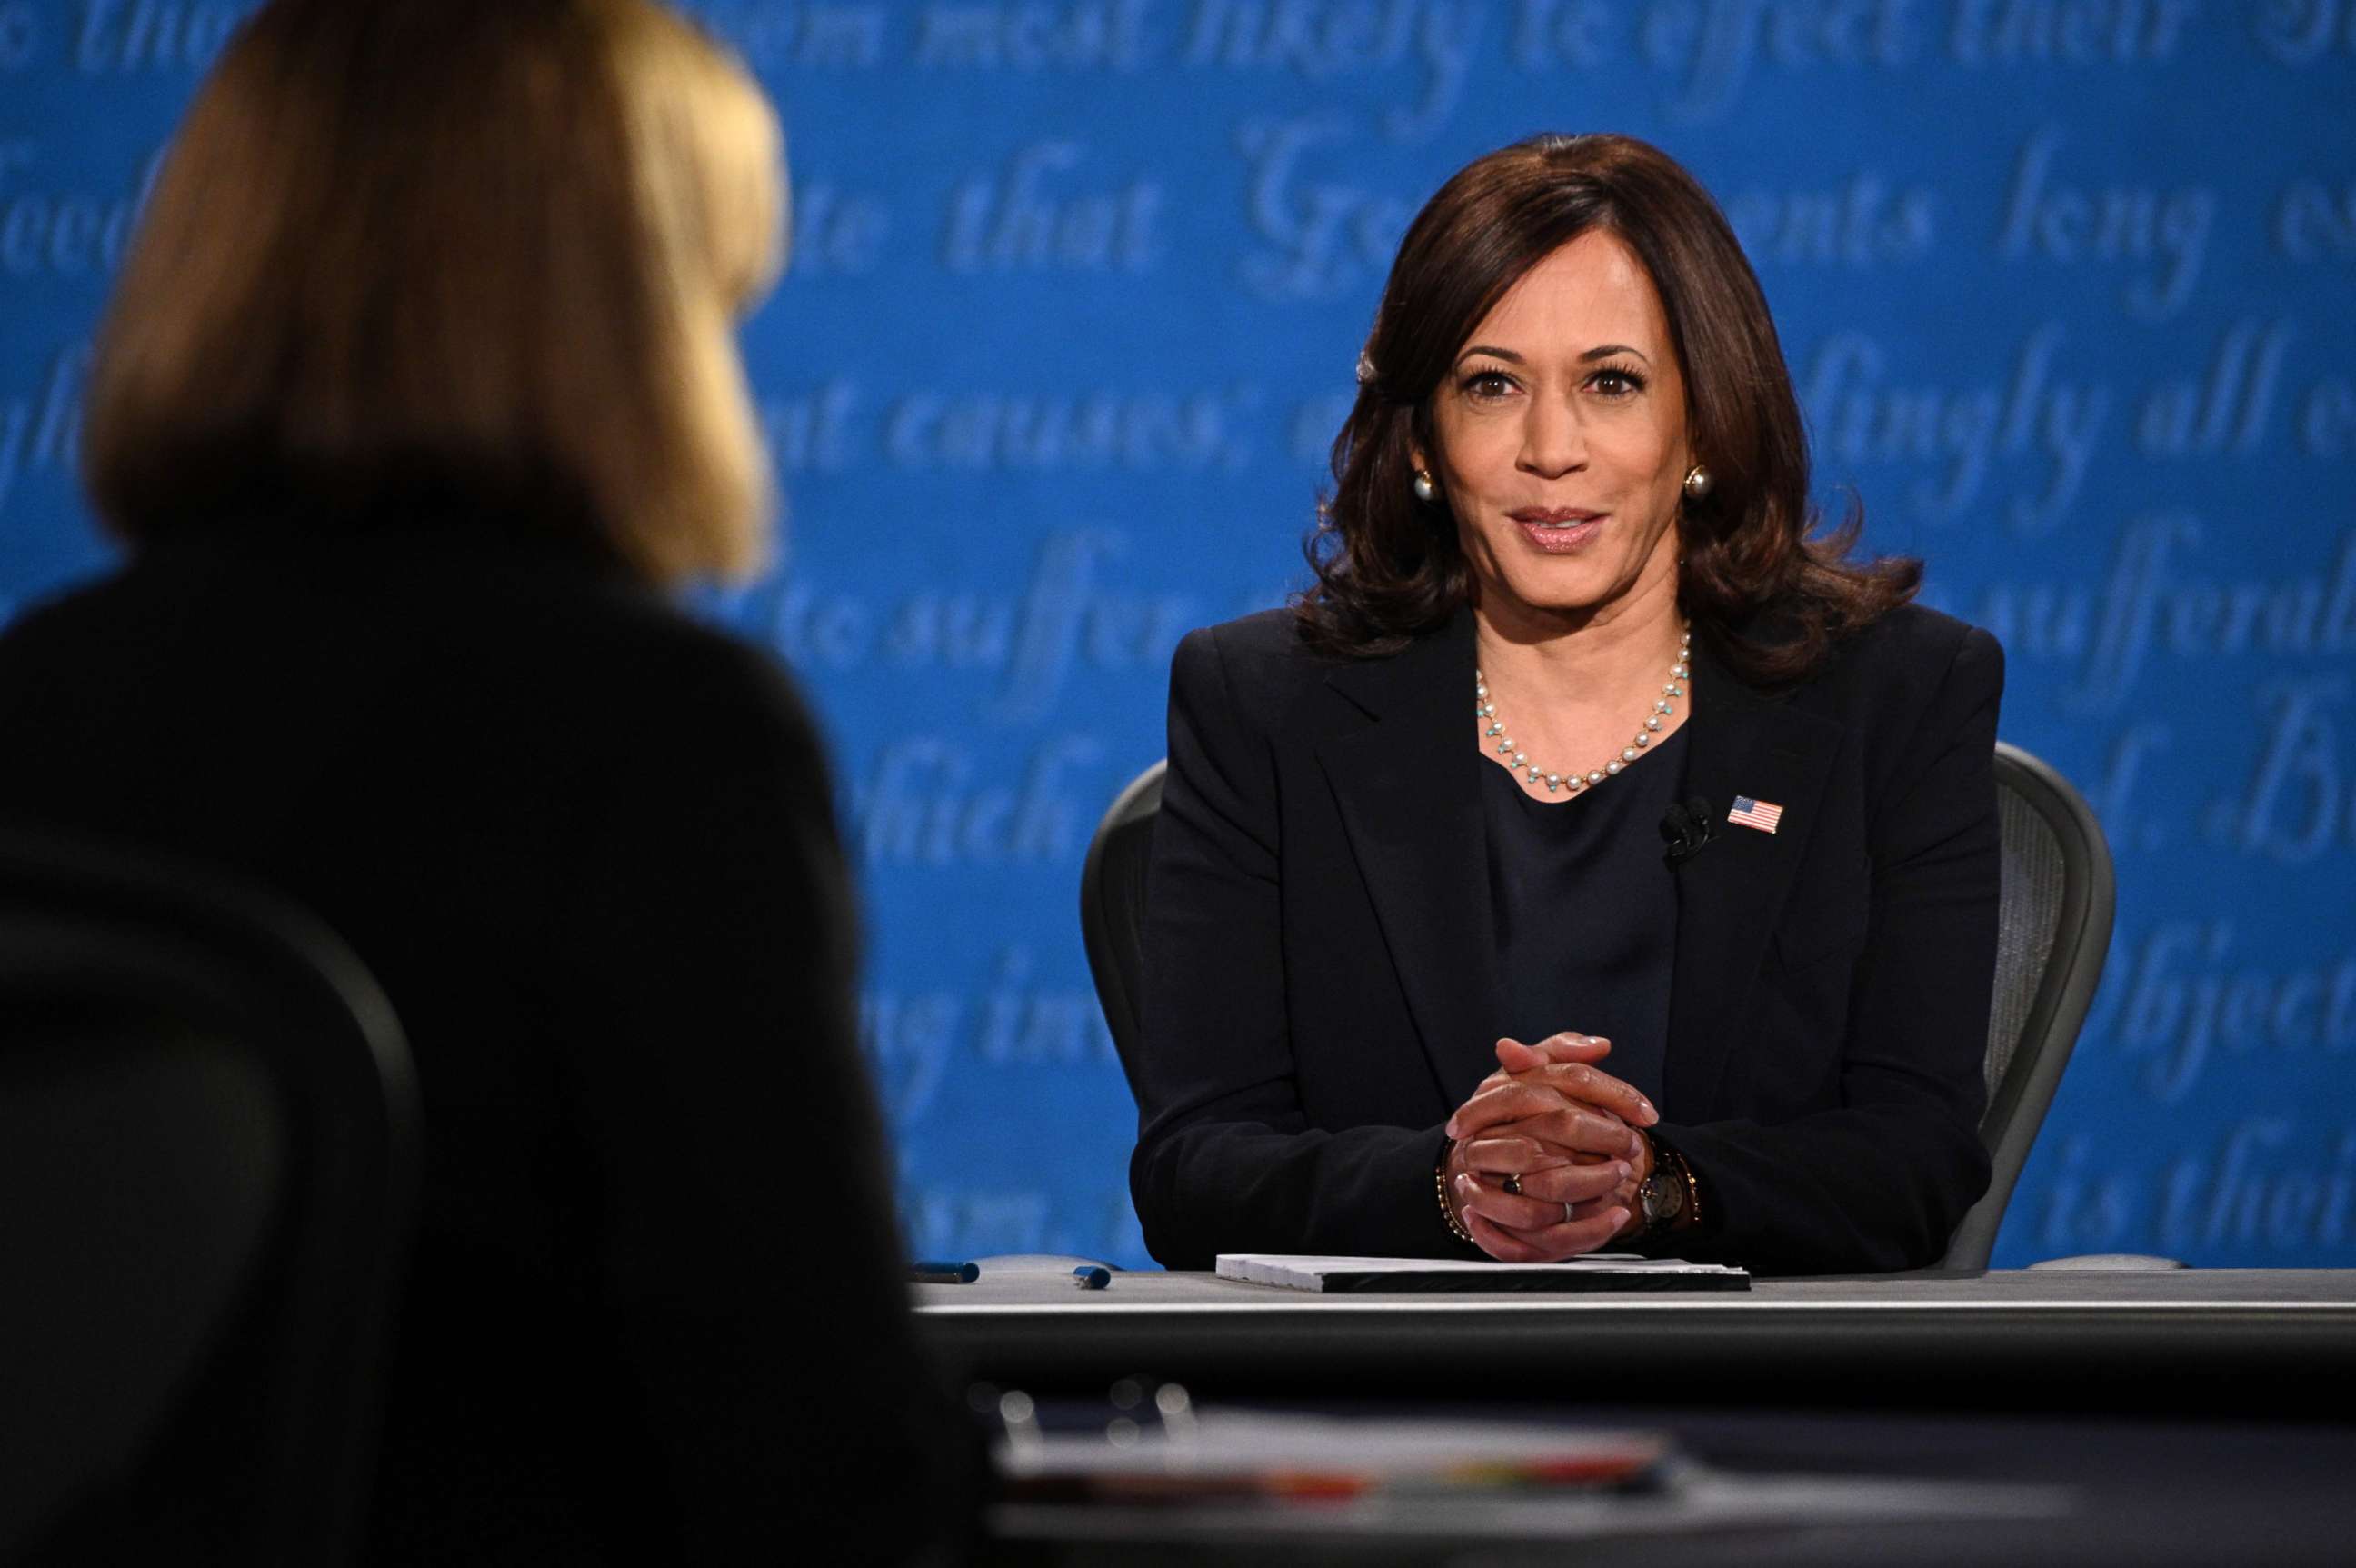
left=1591, top=368, right=1645, bottom=398
left=1463, top=370, right=1516, bottom=399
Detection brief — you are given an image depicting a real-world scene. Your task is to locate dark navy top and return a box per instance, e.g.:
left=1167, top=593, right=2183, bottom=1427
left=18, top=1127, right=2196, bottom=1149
left=1479, top=723, right=1691, bottom=1110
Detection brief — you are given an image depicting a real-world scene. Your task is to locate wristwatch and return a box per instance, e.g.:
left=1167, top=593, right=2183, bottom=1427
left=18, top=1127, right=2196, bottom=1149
left=1637, top=1139, right=1693, bottom=1237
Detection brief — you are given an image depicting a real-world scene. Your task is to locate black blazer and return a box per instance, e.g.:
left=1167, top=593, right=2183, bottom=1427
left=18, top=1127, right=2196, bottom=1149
left=1131, top=602, right=2004, bottom=1276
left=0, top=508, right=974, bottom=1564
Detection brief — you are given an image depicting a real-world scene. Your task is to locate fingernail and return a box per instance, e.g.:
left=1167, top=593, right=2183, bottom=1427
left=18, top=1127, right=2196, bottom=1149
left=1444, top=1118, right=1459, bottom=1137
left=1638, top=1099, right=1657, bottom=1122
left=1614, top=1162, right=1631, bottom=1180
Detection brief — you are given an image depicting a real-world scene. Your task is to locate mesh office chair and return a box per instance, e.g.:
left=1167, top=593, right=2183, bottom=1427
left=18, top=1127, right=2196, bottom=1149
left=1938, top=742, right=2117, bottom=1268
left=1080, top=741, right=2116, bottom=1270
left=0, top=827, right=421, bottom=1565
left=1079, top=761, right=1167, bottom=1102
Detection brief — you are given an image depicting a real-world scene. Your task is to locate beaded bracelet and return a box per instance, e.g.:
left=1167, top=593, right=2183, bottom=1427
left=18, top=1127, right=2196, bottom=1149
left=1434, top=1144, right=1477, bottom=1245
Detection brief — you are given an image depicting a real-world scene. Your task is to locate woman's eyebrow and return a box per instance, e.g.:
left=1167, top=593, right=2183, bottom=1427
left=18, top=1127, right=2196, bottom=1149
left=1454, top=343, right=1655, bottom=367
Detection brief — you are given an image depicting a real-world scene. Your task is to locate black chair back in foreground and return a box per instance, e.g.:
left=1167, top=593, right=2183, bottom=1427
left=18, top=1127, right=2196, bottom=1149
left=0, top=828, right=421, bottom=1565
left=1081, top=742, right=2115, bottom=1271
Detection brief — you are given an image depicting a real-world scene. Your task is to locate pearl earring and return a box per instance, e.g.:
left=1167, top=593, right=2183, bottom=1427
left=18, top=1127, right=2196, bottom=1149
left=1682, top=464, right=1712, bottom=502
left=1413, top=469, right=1438, bottom=504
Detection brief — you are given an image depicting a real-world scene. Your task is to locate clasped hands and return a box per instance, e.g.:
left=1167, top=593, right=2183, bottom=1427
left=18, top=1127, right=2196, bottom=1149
left=1442, top=1033, right=1656, bottom=1262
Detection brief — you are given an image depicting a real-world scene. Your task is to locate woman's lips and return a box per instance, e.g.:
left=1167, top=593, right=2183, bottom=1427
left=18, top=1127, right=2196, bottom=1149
left=1509, top=511, right=1605, bottom=552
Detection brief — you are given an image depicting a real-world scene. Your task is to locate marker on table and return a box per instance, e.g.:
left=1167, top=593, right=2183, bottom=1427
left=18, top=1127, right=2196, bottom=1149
left=910, top=1260, right=979, bottom=1284
left=1072, top=1264, right=1112, bottom=1290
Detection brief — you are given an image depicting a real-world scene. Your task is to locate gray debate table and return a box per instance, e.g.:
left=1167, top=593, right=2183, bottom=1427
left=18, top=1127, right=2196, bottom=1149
left=917, top=1268, right=2356, bottom=1415
left=927, top=1270, right=2356, bottom=1565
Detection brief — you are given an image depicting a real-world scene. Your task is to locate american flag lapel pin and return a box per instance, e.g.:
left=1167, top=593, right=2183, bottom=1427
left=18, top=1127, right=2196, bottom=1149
left=1728, top=795, right=1784, bottom=834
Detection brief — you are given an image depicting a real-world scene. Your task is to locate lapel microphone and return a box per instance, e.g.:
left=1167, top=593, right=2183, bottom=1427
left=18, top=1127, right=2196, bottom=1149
left=1660, top=795, right=1718, bottom=870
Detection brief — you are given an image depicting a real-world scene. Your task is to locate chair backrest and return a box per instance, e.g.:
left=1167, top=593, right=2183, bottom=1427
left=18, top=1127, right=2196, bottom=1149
left=1079, top=760, right=1165, bottom=1099
left=0, top=827, right=421, bottom=1565
left=1936, top=741, right=2117, bottom=1270
left=1083, top=743, right=2116, bottom=1272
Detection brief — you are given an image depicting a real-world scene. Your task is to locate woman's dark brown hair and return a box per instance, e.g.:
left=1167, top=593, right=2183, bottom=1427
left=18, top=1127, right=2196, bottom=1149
left=1296, top=132, right=1918, bottom=684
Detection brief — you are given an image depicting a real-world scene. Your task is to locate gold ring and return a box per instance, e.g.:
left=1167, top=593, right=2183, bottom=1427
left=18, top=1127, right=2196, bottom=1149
left=1500, top=1174, right=1523, bottom=1197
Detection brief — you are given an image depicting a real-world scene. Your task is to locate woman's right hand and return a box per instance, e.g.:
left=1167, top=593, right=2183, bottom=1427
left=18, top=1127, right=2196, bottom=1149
left=1442, top=1033, right=1656, bottom=1261
left=1443, top=1136, right=1631, bottom=1260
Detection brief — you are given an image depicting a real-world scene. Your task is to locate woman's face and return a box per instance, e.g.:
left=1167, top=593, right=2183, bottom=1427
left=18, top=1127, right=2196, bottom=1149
left=1421, top=229, right=1692, bottom=631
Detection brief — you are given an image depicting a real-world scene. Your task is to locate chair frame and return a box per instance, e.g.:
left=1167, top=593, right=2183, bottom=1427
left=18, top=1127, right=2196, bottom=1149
left=1938, top=741, right=2117, bottom=1270
left=0, top=827, right=421, bottom=1563
left=1078, top=760, right=1164, bottom=1096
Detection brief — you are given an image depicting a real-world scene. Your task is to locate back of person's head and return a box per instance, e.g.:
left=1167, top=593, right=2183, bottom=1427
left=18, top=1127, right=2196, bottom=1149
left=84, top=0, right=785, bottom=584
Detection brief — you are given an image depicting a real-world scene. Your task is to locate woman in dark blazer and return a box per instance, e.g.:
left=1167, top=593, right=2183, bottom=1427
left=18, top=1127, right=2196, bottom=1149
left=0, top=3, right=973, bottom=1562
left=1131, top=135, right=2002, bottom=1278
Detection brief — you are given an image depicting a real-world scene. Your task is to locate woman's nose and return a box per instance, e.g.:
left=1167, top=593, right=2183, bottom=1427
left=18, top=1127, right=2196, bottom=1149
left=1516, top=396, right=1587, bottom=478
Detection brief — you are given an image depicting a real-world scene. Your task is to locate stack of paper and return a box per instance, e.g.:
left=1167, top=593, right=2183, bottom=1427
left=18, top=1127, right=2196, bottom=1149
left=1214, top=1253, right=1750, bottom=1292
left=994, top=1408, right=1674, bottom=1501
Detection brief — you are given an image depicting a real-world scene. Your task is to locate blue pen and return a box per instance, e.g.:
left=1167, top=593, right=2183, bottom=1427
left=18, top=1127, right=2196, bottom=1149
left=909, top=1260, right=979, bottom=1284
left=1071, top=1265, right=1112, bottom=1290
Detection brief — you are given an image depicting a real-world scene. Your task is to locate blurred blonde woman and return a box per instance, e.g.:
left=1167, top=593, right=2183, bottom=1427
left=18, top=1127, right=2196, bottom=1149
left=0, top=1, right=974, bottom=1561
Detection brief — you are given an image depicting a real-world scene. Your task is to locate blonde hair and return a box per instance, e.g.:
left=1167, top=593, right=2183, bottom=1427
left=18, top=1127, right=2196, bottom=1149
left=84, top=0, right=786, bottom=584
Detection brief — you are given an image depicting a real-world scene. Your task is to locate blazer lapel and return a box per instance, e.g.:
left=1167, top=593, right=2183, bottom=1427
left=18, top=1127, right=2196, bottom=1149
left=1316, top=610, right=1503, bottom=1112
left=1663, top=635, right=1846, bottom=1118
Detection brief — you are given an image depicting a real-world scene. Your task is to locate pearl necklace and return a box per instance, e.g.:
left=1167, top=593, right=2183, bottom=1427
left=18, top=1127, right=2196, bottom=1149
left=1476, top=627, right=1692, bottom=794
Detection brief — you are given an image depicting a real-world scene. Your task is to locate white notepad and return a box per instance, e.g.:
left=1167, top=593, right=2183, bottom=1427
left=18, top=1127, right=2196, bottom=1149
left=1215, top=1253, right=1751, bottom=1293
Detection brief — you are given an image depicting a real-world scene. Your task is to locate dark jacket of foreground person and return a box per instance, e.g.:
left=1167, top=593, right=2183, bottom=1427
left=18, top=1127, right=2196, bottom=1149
left=1132, top=602, right=2002, bottom=1276
left=0, top=492, right=976, bottom=1565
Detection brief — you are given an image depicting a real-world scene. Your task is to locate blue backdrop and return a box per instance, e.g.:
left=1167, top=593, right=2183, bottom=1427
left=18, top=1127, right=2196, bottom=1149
left=4, top=0, right=2352, bottom=1268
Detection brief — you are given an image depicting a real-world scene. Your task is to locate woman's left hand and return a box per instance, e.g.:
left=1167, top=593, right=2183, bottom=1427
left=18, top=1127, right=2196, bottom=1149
left=1453, top=1034, right=1657, bottom=1243
left=1443, top=1130, right=1631, bottom=1259
left=1460, top=1111, right=1652, bottom=1245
